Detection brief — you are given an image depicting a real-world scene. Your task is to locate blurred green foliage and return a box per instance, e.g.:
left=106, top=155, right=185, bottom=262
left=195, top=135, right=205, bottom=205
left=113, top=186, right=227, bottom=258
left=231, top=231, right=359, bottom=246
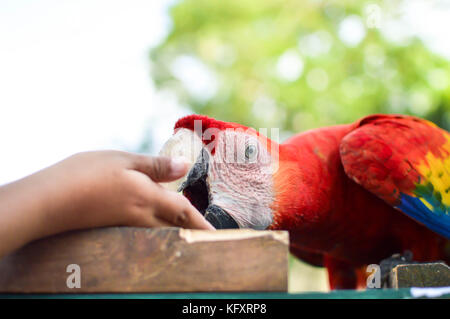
left=150, top=0, right=450, bottom=134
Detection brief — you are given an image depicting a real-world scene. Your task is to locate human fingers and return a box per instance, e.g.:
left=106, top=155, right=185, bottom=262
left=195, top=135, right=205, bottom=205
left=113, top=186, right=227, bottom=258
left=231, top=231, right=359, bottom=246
left=151, top=189, right=215, bottom=230
left=132, top=155, right=189, bottom=183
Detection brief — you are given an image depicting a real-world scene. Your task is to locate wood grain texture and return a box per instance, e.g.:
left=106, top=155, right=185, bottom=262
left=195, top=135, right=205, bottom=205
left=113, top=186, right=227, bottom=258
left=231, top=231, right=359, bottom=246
left=389, top=262, right=450, bottom=288
left=0, top=227, right=288, bottom=293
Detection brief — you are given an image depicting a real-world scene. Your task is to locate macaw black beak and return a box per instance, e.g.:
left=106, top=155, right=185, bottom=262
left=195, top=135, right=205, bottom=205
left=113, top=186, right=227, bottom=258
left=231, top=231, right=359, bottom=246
left=204, top=204, right=239, bottom=229
left=178, top=148, right=239, bottom=229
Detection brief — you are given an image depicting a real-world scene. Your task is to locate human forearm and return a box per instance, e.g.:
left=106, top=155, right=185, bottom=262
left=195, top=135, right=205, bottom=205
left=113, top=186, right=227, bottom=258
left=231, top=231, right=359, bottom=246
left=0, top=170, right=62, bottom=258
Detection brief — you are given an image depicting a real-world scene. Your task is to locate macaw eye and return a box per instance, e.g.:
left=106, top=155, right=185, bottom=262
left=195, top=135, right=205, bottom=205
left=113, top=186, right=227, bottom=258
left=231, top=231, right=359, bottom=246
left=245, top=144, right=258, bottom=161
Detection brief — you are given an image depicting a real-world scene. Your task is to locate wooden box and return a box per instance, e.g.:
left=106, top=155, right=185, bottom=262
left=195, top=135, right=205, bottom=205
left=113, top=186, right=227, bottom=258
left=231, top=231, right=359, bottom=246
left=0, top=227, right=288, bottom=293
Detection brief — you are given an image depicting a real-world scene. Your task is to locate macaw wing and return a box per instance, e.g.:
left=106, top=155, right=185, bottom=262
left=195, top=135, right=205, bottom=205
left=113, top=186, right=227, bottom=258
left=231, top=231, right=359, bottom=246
left=340, top=114, right=450, bottom=239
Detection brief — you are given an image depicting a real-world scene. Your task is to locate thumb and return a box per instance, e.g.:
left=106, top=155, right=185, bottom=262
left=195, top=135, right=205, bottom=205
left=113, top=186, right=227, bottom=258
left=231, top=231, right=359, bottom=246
left=133, top=155, right=190, bottom=183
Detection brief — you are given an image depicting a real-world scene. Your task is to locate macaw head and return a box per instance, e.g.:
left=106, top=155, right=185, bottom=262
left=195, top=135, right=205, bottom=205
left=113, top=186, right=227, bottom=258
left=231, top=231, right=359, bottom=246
left=159, top=115, right=281, bottom=230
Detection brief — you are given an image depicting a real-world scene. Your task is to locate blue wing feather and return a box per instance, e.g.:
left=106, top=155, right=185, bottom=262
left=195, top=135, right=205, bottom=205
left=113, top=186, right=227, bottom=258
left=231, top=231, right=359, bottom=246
left=397, top=193, right=450, bottom=238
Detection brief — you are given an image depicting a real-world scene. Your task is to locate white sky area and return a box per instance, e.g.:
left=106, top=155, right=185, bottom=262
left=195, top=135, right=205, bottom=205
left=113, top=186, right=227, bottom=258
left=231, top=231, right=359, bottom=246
left=0, top=0, right=190, bottom=185
left=0, top=0, right=449, bottom=185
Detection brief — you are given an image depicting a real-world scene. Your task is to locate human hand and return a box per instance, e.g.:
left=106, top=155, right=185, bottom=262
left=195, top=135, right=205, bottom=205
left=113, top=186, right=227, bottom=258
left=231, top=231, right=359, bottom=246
left=45, top=151, right=215, bottom=232
left=0, top=151, right=214, bottom=258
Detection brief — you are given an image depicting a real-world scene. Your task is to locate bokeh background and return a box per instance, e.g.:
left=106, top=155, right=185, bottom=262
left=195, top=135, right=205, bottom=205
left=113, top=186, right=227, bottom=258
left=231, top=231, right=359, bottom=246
left=1, top=0, right=450, bottom=291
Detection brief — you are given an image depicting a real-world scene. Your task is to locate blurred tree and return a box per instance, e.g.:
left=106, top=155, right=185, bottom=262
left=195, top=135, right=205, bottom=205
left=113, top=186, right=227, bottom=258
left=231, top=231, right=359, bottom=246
left=150, top=0, right=450, bottom=135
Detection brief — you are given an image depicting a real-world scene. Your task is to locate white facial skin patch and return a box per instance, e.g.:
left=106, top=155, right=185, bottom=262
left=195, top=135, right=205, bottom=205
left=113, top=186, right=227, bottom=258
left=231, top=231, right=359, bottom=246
left=208, top=131, right=274, bottom=230
left=159, top=127, right=274, bottom=230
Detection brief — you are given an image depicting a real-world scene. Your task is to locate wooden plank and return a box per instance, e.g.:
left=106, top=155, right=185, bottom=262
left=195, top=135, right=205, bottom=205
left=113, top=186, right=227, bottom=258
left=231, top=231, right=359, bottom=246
left=389, top=262, right=450, bottom=288
left=0, top=227, right=288, bottom=293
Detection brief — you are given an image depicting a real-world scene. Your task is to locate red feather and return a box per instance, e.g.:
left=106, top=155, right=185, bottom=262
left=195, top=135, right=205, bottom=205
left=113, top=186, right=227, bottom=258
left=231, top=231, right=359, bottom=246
left=271, top=114, right=449, bottom=289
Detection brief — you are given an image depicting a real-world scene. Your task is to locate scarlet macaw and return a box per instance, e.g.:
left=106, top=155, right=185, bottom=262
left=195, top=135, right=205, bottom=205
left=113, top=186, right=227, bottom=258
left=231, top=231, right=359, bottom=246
left=159, top=114, right=450, bottom=289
